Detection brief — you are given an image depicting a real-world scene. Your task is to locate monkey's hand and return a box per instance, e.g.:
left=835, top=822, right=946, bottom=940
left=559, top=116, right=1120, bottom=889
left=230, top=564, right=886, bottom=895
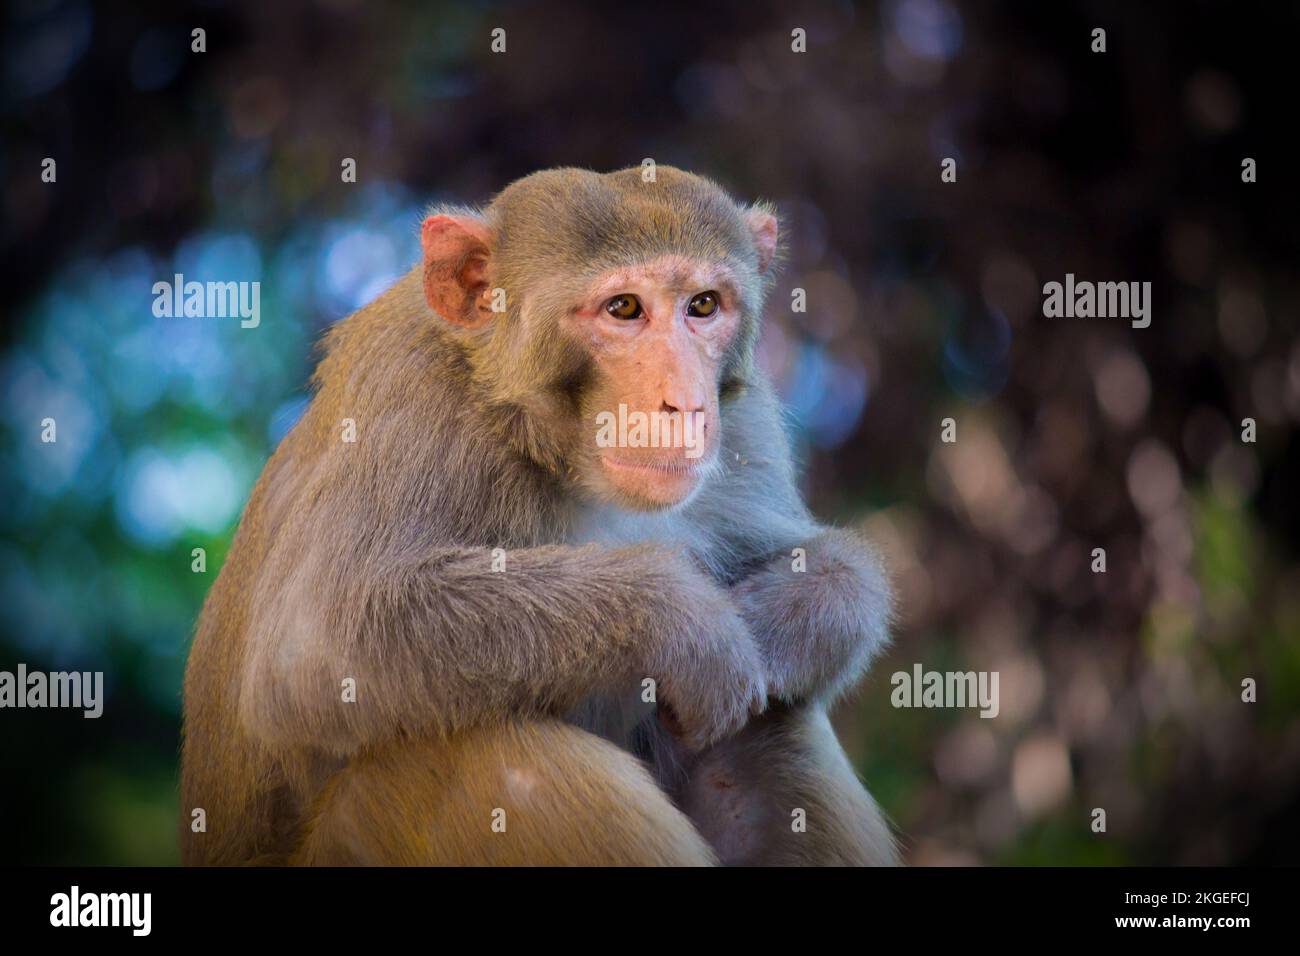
left=647, top=564, right=769, bottom=751
left=731, top=528, right=892, bottom=705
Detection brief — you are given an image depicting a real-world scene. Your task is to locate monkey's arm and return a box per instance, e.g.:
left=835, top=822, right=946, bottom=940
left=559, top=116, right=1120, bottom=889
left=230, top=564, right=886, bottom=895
left=237, top=538, right=766, bottom=756
left=729, top=528, right=892, bottom=704
left=700, top=382, right=893, bottom=704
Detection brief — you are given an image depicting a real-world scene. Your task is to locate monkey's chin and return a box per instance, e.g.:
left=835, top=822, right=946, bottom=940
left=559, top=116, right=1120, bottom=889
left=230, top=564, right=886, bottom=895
left=596, top=453, right=711, bottom=511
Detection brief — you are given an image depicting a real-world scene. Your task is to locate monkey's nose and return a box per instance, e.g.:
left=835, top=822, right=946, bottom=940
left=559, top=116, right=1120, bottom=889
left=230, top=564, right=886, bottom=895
left=660, top=398, right=706, bottom=415
left=659, top=402, right=709, bottom=446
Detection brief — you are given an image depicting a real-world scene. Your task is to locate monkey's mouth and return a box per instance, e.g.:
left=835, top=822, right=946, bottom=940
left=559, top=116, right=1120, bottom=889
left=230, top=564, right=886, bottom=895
left=599, top=454, right=707, bottom=475
left=597, top=450, right=716, bottom=510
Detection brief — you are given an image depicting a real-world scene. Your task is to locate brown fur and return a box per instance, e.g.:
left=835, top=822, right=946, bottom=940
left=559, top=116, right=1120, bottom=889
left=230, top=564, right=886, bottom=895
left=180, top=166, right=896, bottom=866
left=294, top=721, right=715, bottom=866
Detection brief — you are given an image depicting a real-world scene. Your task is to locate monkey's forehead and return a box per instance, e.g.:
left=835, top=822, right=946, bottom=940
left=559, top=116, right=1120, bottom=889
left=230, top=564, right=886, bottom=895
left=488, top=167, right=756, bottom=270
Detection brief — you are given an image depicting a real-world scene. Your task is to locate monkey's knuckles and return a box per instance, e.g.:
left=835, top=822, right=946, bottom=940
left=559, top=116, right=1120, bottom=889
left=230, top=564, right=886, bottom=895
left=674, top=650, right=768, bottom=749
left=731, top=559, right=877, bottom=702
left=652, top=614, right=768, bottom=749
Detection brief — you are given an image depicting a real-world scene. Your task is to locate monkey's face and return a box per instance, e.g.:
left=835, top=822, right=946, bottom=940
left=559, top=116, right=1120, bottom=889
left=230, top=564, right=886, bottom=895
left=418, top=167, right=778, bottom=511
left=552, top=256, right=735, bottom=510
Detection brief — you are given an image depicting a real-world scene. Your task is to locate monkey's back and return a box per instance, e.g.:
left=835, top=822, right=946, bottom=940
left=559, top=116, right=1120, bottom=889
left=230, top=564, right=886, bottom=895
left=179, top=425, right=313, bottom=864
left=178, top=274, right=514, bottom=864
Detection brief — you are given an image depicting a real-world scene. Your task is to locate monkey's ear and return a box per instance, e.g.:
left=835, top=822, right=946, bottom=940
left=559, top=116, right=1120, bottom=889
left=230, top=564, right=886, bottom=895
left=745, top=205, right=779, bottom=274
left=421, top=214, right=495, bottom=326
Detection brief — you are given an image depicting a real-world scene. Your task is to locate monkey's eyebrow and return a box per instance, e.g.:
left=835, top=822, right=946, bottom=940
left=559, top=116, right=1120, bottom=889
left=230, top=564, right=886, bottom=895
left=708, top=276, right=741, bottom=302
left=651, top=272, right=742, bottom=303
left=664, top=266, right=740, bottom=299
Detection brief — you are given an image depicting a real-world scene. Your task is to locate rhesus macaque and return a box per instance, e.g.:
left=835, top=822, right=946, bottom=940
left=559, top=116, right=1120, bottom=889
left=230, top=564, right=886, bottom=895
left=180, top=166, right=897, bottom=866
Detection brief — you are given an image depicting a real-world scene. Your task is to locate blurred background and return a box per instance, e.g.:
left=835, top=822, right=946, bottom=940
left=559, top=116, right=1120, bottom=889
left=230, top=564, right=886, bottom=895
left=2, top=0, right=1298, bottom=865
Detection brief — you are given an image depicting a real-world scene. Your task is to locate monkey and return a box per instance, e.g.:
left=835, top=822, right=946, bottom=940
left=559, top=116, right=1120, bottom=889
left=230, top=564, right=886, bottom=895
left=179, top=165, right=898, bottom=866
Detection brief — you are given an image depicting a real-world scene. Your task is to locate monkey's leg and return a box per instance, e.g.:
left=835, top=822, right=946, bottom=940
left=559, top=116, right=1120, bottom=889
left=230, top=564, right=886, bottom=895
left=677, top=702, right=899, bottom=866
left=293, top=720, right=717, bottom=866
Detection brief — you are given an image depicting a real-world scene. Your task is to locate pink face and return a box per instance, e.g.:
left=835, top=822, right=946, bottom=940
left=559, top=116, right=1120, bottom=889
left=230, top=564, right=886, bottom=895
left=563, top=255, right=743, bottom=509
left=419, top=200, right=777, bottom=513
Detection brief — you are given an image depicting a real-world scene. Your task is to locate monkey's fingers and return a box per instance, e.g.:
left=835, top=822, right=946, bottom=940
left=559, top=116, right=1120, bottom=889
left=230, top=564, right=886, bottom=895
left=660, top=703, right=717, bottom=752
left=658, top=702, right=686, bottom=739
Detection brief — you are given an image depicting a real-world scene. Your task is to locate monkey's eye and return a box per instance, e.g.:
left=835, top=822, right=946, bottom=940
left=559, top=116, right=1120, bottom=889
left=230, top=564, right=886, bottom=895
left=605, top=294, right=643, bottom=320
left=687, top=291, right=720, bottom=318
